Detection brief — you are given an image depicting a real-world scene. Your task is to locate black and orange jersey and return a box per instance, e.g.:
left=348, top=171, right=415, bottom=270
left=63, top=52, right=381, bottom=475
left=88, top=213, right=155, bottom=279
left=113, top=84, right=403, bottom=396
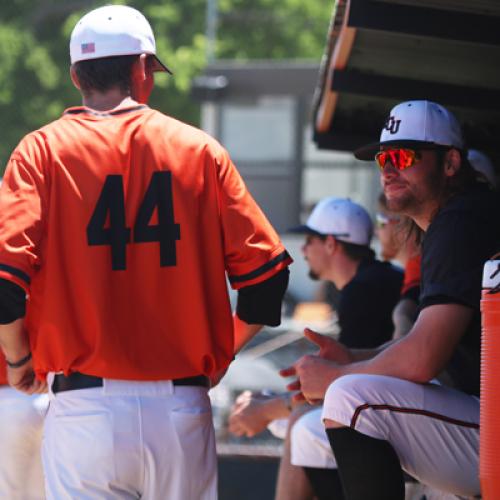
left=0, top=105, right=291, bottom=381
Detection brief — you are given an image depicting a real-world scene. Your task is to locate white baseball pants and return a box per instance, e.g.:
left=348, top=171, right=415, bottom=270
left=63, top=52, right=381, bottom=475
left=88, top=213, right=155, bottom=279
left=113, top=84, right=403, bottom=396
left=42, top=377, right=217, bottom=500
left=0, top=386, right=48, bottom=499
left=291, top=406, right=337, bottom=469
left=321, top=374, right=480, bottom=498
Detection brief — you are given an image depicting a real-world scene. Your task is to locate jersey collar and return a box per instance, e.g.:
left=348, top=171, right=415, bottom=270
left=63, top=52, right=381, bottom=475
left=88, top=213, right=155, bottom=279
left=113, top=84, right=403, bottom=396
left=63, top=104, right=148, bottom=118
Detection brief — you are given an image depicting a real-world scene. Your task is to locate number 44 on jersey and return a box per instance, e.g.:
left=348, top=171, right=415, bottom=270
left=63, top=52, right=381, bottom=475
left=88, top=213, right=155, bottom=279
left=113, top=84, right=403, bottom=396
left=87, top=172, right=181, bottom=271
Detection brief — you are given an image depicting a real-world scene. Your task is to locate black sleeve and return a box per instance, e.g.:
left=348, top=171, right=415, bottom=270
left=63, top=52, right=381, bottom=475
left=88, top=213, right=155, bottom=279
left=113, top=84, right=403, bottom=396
left=0, top=278, right=26, bottom=324
left=337, top=284, right=374, bottom=348
left=420, top=210, right=494, bottom=310
left=338, top=280, right=397, bottom=349
left=236, top=268, right=289, bottom=326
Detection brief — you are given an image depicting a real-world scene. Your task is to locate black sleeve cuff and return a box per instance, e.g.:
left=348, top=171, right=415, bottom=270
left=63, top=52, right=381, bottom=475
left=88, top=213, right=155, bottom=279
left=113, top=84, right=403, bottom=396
left=0, top=278, right=26, bottom=324
left=236, top=268, right=289, bottom=326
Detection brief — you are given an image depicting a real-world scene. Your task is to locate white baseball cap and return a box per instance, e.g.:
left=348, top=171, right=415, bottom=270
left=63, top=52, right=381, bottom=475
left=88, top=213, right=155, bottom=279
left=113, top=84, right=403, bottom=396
left=468, top=149, right=497, bottom=189
left=70, top=5, right=172, bottom=73
left=355, top=100, right=464, bottom=160
left=289, top=197, right=373, bottom=246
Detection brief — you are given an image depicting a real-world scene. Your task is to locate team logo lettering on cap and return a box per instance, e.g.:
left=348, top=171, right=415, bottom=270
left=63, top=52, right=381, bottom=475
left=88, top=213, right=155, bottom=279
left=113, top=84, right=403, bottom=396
left=384, top=116, right=401, bottom=135
left=81, top=43, right=95, bottom=54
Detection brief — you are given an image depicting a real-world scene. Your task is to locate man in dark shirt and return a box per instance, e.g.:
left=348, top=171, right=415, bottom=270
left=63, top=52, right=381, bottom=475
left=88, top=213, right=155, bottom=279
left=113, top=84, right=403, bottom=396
left=282, top=100, right=500, bottom=498
left=229, top=197, right=402, bottom=500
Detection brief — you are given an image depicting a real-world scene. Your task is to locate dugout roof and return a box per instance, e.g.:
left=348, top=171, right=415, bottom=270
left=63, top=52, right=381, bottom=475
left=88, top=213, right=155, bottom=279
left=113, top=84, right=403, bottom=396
left=313, top=0, right=500, bottom=164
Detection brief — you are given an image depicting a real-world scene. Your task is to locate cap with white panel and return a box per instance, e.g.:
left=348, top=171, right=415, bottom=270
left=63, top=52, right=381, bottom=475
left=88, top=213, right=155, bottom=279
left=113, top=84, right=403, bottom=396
left=289, top=197, right=373, bottom=247
left=70, top=5, right=171, bottom=73
left=355, top=100, right=464, bottom=160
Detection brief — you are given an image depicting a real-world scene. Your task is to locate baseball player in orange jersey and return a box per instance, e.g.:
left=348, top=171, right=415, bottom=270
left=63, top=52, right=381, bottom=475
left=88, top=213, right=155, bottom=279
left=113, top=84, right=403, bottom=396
left=0, top=5, right=291, bottom=499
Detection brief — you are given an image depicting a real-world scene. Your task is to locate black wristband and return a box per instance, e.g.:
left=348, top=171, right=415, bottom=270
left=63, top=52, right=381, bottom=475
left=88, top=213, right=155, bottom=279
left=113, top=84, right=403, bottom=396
left=6, top=352, right=32, bottom=368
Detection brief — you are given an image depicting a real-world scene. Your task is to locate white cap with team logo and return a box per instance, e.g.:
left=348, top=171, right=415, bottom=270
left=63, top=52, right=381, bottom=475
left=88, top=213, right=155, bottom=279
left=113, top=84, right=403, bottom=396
left=289, top=197, right=373, bottom=246
left=354, top=100, right=464, bottom=160
left=70, top=5, right=172, bottom=73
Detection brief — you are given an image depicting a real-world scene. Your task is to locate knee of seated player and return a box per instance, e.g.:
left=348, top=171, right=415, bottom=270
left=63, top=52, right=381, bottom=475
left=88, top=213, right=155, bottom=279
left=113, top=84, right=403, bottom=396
left=291, top=408, right=337, bottom=469
left=291, top=409, right=320, bottom=453
left=325, top=373, right=368, bottom=405
left=325, top=374, right=402, bottom=409
left=324, top=374, right=410, bottom=440
left=323, top=375, right=383, bottom=428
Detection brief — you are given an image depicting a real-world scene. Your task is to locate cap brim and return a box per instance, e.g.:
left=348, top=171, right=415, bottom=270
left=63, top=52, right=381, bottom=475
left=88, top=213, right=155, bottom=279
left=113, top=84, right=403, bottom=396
left=354, top=140, right=437, bottom=161
left=287, top=225, right=324, bottom=235
left=151, top=55, right=173, bottom=75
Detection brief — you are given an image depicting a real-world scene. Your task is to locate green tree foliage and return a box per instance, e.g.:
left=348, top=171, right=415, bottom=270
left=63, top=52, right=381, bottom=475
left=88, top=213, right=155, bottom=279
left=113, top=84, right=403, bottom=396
left=0, top=0, right=331, bottom=170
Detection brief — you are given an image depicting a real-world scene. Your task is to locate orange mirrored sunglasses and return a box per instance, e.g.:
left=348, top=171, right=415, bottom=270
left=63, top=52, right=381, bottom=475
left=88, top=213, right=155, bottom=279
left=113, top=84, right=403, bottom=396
left=375, top=149, right=422, bottom=171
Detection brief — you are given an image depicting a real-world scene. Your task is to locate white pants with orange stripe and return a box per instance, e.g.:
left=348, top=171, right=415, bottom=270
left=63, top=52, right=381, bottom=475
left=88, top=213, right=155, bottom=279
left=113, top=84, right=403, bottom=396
left=321, top=374, right=480, bottom=498
left=0, top=387, right=48, bottom=500
left=42, top=378, right=216, bottom=500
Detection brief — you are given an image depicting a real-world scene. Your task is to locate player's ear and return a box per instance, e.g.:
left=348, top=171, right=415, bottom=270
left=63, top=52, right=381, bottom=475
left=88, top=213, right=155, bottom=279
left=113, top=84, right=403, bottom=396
left=130, top=54, right=154, bottom=104
left=325, top=235, right=337, bottom=255
left=70, top=65, right=81, bottom=90
left=443, top=148, right=461, bottom=177
left=131, top=54, right=148, bottom=84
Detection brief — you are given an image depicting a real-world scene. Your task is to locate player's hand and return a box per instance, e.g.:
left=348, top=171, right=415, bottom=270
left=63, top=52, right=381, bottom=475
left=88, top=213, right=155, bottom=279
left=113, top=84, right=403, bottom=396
left=228, top=390, right=276, bottom=437
left=304, top=328, right=352, bottom=364
left=7, top=359, right=47, bottom=395
left=280, top=354, right=341, bottom=403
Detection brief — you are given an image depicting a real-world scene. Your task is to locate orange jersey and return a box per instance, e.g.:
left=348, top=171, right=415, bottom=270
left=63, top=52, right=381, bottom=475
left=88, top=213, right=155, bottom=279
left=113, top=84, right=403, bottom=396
left=0, top=105, right=291, bottom=381
left=0, top=355, right=6, bottom=385
left=401, top=254, right=421, bottom=296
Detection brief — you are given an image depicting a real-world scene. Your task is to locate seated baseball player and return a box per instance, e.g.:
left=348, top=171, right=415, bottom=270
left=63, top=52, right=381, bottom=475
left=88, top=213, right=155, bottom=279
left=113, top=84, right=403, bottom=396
left=229, top=197, right=403, bottom=500
left=375, top=193, right=421, bottom=340
left=288, top=196, right=422, bottom=500
left=282, top=100, right=500, bottom=499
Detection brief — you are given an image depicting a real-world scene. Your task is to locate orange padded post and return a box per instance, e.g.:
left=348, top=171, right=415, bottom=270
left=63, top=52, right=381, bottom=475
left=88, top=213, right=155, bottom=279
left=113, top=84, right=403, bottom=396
left=480, top=258, right=500, bottom=499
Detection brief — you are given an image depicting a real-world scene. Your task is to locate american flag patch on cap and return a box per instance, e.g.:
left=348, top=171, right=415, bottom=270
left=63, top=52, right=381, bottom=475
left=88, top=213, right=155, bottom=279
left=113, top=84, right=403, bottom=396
left=81, top=43, right=95, bottom=54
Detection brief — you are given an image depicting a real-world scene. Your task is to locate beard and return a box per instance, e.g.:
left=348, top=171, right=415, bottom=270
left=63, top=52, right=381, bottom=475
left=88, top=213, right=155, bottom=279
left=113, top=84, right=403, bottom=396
left=385, top=190, right=416, bottom=214
left=308, top=269, right=320, bottom=281
left=384, top=159, right=445, bottom=215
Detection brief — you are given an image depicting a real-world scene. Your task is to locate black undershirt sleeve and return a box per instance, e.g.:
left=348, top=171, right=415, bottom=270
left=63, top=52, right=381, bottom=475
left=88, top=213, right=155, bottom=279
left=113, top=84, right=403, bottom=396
left=0, top=278, right=26, bottom=324
left=236, top=268, right=289, bottom=326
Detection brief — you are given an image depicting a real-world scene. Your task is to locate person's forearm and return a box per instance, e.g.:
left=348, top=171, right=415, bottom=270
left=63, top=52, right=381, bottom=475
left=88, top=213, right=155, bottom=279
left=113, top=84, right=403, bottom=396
left=340, top=341, right=428, bottom=383
left=233, top=313, right=262, bottom=354
left=336, top=306, right=471, bottom=385
left=0, top=319, right=30, bottom=363
left=392, top=298, right=419, bottom=340
left=350, top=338, right=396, bottom=362
left=263, top=394, right=293, bottom=420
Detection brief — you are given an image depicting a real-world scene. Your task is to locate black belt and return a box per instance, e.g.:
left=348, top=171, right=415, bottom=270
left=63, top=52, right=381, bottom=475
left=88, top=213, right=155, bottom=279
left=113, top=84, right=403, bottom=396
left=52, top=372, right=210, bottom=394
